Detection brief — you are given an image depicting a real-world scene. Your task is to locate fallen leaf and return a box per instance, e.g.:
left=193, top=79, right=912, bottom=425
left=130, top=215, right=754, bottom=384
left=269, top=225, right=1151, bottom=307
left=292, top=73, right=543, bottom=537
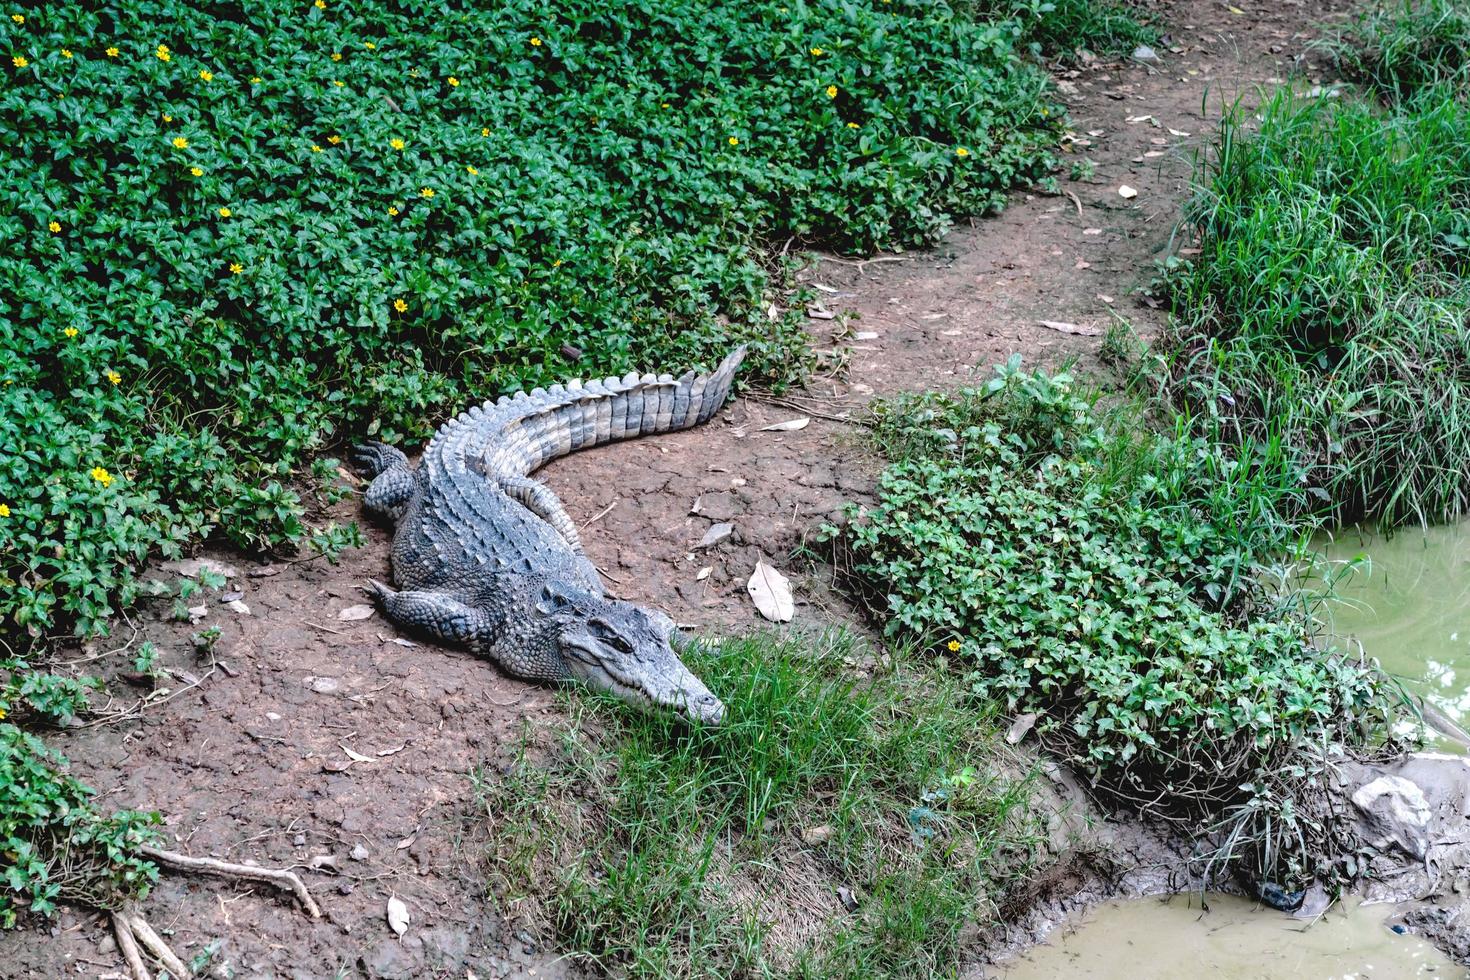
left=802, top=824, right=834, bottom=844
left=1167, top=127, right=1191, bottom=137
left=696, top=566, right=713, bottom=581
left=837, top=885, right=859, bottom=912
left=350, top=842, right=370, bottom=861
left=388, top=637, right=417, bottom=648
left=308, top=676, right=340, bottom=694
left=338, top=604, right=376, bottom=621
left=161, top=558, right=239, bottom=579
left=340, top=743, right=375, bottom=764
left=1118, top=185, right=1137, bottom=199
left=759, top=417, right=810, bottom=432
left=187, top=604, right=208, bottom=623
left=697, top=523, right=733, bottom=549
left=812, top=282, right=839, bottom=293
left=1038, top=320, right=1103, bottom=337
left=1083, top=227, right=1102, bottom=236
left=689, top=495, right=703, bottom=514
left=747, top=561, right=794, bottom=622
left=1227, top=4, right=1244, bottom=13
left=308, top=854, right=339, bottom=872
left=1006, top=712, right=1039, bottom=745
left=226, top=599, right=252, bottom=616
left=767, top=302, right=781, bottom=321
left=852, top=330, right=880, bottom=340
left=376, top=743, right=408, bottom=757
left=248, top=565, right=281, bottom=578
left=387, top=895, right=410, bottom=936
left=805, top=305, right=836, bottom=320
left=396, top=833, right=417, bottom=850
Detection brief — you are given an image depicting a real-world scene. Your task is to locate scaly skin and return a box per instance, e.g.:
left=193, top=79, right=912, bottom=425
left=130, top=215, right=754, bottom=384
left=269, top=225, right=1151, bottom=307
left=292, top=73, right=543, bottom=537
left=352, top=347, right=746, bottom=725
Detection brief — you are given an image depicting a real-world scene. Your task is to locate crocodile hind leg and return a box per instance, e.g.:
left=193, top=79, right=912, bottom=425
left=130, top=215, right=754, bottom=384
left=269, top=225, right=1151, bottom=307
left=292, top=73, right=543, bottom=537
left=367, top=580, right=494, bottom=649
left=352, top=442, right=416, bottom=523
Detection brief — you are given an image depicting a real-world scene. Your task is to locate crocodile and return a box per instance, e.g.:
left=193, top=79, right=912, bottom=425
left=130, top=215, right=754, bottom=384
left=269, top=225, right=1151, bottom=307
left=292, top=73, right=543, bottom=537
left=351, top=347, right=746, bottom=725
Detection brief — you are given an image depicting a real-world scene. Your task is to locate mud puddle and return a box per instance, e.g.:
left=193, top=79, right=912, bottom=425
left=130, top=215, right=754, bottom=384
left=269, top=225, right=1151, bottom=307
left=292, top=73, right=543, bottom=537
left=1318, top=523, right=1470, bottom=749
left=991, top=893, right=1462, bottom=979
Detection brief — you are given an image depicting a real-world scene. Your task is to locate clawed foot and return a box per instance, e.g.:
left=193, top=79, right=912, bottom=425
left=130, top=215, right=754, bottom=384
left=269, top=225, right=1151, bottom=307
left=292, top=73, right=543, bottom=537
left=363, top=579, right=397, bottom=606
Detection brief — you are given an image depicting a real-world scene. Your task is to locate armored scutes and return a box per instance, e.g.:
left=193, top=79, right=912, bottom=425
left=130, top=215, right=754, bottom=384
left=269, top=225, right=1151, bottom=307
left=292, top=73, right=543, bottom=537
left=352, top=347, right=746, bottom=724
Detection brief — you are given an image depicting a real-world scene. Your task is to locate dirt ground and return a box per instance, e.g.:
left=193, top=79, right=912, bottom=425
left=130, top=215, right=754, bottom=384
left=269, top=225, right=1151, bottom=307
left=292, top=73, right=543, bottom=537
left=3, top=2, right=1361, bottom=977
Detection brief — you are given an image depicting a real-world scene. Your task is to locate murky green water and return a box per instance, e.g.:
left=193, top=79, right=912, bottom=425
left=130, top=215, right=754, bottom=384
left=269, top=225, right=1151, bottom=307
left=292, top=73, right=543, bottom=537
left=1317, top=522, right=1470, bottom=748
left=995, top=894, right=1461, bottom=979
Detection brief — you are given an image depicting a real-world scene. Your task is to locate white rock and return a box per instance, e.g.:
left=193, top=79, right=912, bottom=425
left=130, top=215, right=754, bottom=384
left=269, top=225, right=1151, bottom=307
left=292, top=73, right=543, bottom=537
left=1352, top=774, right=1433, bottom=859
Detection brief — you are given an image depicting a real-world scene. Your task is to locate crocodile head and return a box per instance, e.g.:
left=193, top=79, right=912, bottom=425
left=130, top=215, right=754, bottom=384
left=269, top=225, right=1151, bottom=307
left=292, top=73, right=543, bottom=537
left=554, top=596, right=725, bottom=725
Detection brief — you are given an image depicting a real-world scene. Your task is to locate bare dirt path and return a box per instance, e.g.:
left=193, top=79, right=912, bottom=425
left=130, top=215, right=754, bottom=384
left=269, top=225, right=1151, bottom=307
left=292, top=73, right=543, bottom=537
left=4, top=3, right=1356, bottom=976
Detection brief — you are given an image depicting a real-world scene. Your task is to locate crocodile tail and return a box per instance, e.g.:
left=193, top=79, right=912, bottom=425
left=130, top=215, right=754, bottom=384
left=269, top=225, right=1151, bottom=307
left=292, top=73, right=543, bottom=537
left=484, top=346, right=746, bottom=476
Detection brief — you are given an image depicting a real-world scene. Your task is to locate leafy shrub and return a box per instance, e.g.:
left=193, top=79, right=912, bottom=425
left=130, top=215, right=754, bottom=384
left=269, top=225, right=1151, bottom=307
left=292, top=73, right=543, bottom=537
left=838, top=359, right=1389, bottom=883
left=0, top=668, right=159, bottom=926
left=0, top=0, right=1074, bottom=640
left=964, top=0, right=1157, bottom=58
left=480, top=632, right=1040, bottom=977
left=1319, top=0, right=1470, bottom=100
left=1162, top=86, right=1470, bottom=526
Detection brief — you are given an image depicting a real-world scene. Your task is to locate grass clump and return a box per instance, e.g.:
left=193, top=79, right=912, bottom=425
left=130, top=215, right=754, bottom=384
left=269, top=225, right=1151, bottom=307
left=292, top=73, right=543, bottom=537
left=965, top=0, right=1158, bottom=59
left=0, top=0, right=1077, bottom=641
left=1162, top=86, right=1470, bottom=527
left=837, top=358, right=1390, bottom=885
left=478, top=631, right=1041, bottom=978
left=1320, top=0, right=1470, bottom=100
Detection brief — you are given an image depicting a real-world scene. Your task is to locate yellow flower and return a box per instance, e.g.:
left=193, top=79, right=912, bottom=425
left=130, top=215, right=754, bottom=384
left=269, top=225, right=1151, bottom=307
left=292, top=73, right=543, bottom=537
left=728, top=136, right=739, bottom=146
left=955, top=146, right=970, bottom=158
left=249, top=75, right=261, bottom=84
left=105, top=370, right=121, bottom=385
left=61, top=49, right=73, bottom=59
left=466, top=165, right=478, bottom=175
left=217, top=206, right=231, bottom=217
left=11, top=55, right=27, bottom=68
left=826, top=84, right=838, bottom=98
left=229, top=262, right=243, bottom=274
left=481, top=127, right=489, bottom=137
left=660, top=102, right=670, bottom=109
left=310, top=143, right=323, bottom=152
left=9, top=14, right=21, bottom=23
left=190, top=166, right=203, bottom=176
left=331, top=51, right=342, bottom=61
left=90, top=467, right=114, bottom=487
left=448, top=76, right=459, bottom=87
left=847, top=122, right=859, bottom=129
left=420, top=187, right=434, bottom=198
left=364, top=41, right=376, bottom=50
left=162, top=113, right=172, bottom=122
left=392, top=298, right=407, bottom=312
left=47, top=220, right=60, bottom=233
left=530, top=36, right=542, bottom=46
left=198, top=68, right=213, bottom=81
left=106, top=47, right=119, bottom=57
left=810, top=47, right=824, bottom=56
left=552, top=259, right=563, bottom=267
left=0, top=503, right=9, bottom=518
left=63, top=327, right=78, bottom=338
left=390, top=137, right=405, bottom=150
left=1040, top=108, right=1049, bottom=118
left=156, top=44, right=170, bottom=61
left=946, top=639, right=961, bottom=652
left=314, top=0, right=325, bottom=7
left=332, top=80, right=344, bottom=87
left=172, top=136, right=188, bottom=148
left=327, top=134, right=341, bottom=144
left=387, top=205, right=399, bottom=216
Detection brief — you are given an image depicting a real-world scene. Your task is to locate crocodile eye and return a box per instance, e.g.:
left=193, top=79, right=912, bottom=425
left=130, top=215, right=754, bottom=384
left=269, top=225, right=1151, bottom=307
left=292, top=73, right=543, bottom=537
left=589, top=618, right=634, bottom=653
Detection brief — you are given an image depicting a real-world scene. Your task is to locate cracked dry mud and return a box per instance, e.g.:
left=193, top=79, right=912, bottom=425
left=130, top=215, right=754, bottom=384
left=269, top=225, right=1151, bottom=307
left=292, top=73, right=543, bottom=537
left=2, top=2, right=1364, bottom=976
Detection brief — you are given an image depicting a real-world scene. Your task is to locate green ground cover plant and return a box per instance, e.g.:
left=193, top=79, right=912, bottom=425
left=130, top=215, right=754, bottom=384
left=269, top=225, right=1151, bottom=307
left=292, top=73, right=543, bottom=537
left=479, top=631, right=1040, bottom=978
left=1162, top=83, right=1470, bottom=526
left=836, top=358, right=1391, bottom=885
left=0, top=0, right=1071, bottom=641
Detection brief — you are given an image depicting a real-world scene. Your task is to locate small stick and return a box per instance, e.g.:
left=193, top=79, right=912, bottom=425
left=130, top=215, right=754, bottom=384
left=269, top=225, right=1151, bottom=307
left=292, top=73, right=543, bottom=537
left=1065, top=189, right=1084, bottom=219
left=125, top=910, right=189, bottom=979
left=302, top=620, right=348, bottom=636
left=139, top=845, right=322, bottom=918
left=581, top=499, right=619, bottom=529
left=112, top=913, right=149, bottom=980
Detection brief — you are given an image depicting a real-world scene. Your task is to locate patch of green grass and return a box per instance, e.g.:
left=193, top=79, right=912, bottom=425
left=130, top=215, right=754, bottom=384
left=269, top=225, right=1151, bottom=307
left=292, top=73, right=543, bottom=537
left=1318, top=0, right=1470, bottom=100
left=964, top=0, right=1158, bottom=59
left=1162, top=84, right=1470, bottom=527
left=837, top=358, right=1391, bottom=886
left=477, top=631, right=1041, bottom=978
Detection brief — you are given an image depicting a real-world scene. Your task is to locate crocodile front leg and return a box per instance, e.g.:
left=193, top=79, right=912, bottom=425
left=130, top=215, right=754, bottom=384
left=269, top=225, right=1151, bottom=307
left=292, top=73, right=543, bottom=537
left=367, top=580, right=497, bottom=650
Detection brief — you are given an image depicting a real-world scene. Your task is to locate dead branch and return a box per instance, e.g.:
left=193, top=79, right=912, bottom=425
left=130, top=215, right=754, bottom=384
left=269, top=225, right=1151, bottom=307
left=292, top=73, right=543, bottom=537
left=139, top=845, right=322, bottom=918
left=124, top=907, right=189, bottom=979
left=111, top=913, right=148, bottom=980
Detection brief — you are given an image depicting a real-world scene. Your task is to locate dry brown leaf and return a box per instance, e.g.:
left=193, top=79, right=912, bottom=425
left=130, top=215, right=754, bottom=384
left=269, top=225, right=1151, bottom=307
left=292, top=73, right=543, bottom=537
left=1038, top=320, right=1103, bottom=337
left=747, top=560, right=794, bottom=622
left=387, top=895, right=410, bottom=936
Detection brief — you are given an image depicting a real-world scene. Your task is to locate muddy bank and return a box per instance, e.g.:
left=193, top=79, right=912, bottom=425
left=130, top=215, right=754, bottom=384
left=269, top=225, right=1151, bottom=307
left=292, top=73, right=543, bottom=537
left=0, top=0, right=1381, bottom=976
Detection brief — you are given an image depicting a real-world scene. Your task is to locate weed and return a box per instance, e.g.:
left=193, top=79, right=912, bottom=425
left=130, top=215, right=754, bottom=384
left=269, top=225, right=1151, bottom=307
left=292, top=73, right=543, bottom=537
left=478, top=631, right=1042, bottom=977
left=1318, top=0, right=1470, bottom=100
left=1162, top=85, right=1470, bottom=527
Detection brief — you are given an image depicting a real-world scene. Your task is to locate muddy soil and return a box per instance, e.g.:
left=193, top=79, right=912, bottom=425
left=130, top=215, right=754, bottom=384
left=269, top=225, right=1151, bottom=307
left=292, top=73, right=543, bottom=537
left=2, top=2, right=1364, bottom=977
